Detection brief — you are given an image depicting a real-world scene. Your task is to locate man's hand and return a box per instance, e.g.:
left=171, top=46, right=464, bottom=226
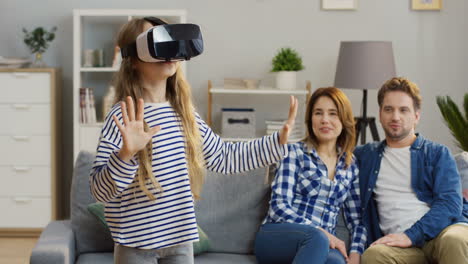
left=347, top=252, right=360, bottom=264
left=371, top=233, right=412, bottom=248
left=463, top=189, right=468, bottom=200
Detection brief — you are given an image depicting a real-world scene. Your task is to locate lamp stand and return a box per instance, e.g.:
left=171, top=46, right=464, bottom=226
left=355, top=89, right=380, bottom=144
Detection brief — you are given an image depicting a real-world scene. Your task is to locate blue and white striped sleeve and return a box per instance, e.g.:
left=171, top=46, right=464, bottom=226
left=89, top=105, right=139, bottom=203
left=197, top=115, right=288, bottom=174
left=267, top=145, right=314, bottom=225
left=343, top=161, right=367, bottom=254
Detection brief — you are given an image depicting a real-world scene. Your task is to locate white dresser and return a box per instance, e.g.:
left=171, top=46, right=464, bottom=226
left=0, top=68, right=60, bottom=236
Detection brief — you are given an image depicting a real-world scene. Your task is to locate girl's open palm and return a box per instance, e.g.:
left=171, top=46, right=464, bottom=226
left=279, top=96, right=299, bottom=145
left=113, top=96, right=161, bottom=162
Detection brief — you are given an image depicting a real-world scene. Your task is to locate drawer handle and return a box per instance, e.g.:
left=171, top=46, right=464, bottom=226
left=12, top=136, right=30, bottom=141
left=13, top=197, right=32, bottom=203
left=12, top=104, right=31, bottom=110
left=12, top=72, right=30, bottom=78
left=13, top=166, right=31, bottom=172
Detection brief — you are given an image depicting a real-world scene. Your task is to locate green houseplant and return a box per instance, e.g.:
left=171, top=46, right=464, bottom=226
left=436, top=94, right=468, bottom=151
left=22, top=26, right=57, bottom=67
left=437, top=94, right=468, bottom=199
left=271, top=47, right=304, bottom=90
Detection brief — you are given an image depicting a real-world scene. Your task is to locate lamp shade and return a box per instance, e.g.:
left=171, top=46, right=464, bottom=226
left=334, top=41, right=396, bottom=90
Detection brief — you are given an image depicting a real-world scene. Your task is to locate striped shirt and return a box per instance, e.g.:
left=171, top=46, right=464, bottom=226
left=90, top=102, right=287, bottom=250
left=263, top=142, right=367, bottom=254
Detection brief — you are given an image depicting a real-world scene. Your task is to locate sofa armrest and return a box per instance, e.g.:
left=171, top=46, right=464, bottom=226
left=30, top=220, right=76, bottom=264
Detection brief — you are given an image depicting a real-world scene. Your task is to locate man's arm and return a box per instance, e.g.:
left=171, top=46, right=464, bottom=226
left=404, top=146, right=463, bottom=247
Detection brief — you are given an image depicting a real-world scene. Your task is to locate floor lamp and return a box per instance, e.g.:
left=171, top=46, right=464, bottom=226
left=334, top=41, right=396, bottom=144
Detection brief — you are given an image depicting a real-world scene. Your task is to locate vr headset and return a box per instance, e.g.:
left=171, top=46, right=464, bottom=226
left=120, top=17, right=204, bottom=62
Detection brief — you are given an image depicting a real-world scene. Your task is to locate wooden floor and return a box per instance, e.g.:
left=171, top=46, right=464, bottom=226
left=0, top=237, right=38, bottom=264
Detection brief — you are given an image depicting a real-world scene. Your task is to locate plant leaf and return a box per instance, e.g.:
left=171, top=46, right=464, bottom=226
left=436, top=95, right=468, bottom=151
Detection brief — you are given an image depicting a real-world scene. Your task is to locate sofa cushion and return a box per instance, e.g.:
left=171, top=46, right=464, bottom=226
left=70, top=151, right=114, bottom=255
left=195, top=167, right=270, bottom=254
left=76, top=252, right=113, bottom=264
left=194, top=253, right=257, bottom=264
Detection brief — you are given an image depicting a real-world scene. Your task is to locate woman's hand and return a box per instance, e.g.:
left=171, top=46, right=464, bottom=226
left=113, top=96, right=161, bottom=162
left=318, top=228, right=349, bottom=261
left=279, top=96, right=298, bottom=145
left=347, top=252, right=360, bottom=264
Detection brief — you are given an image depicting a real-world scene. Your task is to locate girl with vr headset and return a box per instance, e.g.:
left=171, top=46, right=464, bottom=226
left=254, top=87, right=365, bottom=264
left=89, top=17, right=298, bottom=264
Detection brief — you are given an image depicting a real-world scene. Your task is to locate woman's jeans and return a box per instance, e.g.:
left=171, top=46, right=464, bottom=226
left=255, top=223, right=346, bottom=264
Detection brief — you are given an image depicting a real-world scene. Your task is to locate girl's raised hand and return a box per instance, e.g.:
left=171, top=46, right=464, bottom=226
left=279, top=96, right=298, bottom=145
left=113, top=96, right=161, bottom=162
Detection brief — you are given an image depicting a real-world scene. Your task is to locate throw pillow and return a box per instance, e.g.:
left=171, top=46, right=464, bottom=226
left=87, top=202, right=211, bottom=255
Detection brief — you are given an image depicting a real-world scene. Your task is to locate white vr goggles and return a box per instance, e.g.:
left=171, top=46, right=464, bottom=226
left=121, top=17, right=204, bottom=62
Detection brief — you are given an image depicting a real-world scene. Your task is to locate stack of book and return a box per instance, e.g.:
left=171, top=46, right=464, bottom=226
left=79, top=87, right=97, bottom=124
left=265, top=119, right=305, bottom=142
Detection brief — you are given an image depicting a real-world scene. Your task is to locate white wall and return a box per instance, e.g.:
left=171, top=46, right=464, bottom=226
left=1, top=0, right=467, bottom=216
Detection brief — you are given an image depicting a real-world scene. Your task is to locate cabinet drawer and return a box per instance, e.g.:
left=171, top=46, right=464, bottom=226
left=0, top=104, right=50, bottom=135
left=0, top=136, right=51, bottom=165
left=0, top=166, right=51, bottom=196
left=0, top=72, right=50, bottom=103
left=0, top=197, right=51, bottom=228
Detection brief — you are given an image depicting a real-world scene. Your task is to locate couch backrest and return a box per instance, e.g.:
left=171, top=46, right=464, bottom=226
left=195, top=167, right=271, bottom=254
left=70, top=151, right=114, bottom=255
left=455, top=152, right=468, bottom=190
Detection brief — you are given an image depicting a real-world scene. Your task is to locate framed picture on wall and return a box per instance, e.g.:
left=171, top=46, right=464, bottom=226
left=322, top=0, right=357, bottom=10
left=412, top=0, right=442, bottom=10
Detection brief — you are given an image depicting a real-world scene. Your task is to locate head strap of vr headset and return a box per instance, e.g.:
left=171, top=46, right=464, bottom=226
left=120, top=17, right=168, bottom=58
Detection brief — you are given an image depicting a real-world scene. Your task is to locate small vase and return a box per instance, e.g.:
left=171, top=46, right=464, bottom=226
left=32, top=52, right=46, bottom=68
left=276, top=71, right=297, bottom=90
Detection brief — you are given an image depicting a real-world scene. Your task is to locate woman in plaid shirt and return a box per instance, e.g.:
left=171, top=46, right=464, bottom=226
left=255, top=87, right=366, bottom=264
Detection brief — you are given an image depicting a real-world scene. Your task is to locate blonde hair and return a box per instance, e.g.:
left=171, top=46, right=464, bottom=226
left=113, top=18, right=205, bottom=200
left=304, top=87, right=356, bottom=167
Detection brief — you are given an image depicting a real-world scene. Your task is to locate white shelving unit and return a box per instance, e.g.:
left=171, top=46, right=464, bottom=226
left=207, top=80, right=312, bottom=142
left=73, top=9, right=187, bottom=162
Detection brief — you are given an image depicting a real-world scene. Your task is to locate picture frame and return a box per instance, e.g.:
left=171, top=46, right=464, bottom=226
left=322, top=0, right=357, bottom=10
left=412, top=0, right=442, bottom=10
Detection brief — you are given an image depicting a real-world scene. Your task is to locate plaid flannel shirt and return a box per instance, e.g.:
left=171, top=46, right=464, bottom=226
left=264, top=142, right=367, bottom=254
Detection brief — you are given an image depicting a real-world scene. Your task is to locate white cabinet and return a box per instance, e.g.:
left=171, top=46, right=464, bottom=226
left=73, top=9, right=187, bottom=162
left=0, top=68, right=60, bottom=236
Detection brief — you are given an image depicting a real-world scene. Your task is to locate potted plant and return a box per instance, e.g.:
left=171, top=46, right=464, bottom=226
left=271, top=47, right=304, bottom=90
left=23, top=26, right=57, bottom=67
left=436, top=94, right=468, bottom=199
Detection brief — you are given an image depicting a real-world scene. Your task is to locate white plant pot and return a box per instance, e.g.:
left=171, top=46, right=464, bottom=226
left=276, top=71, right=297, bottom=90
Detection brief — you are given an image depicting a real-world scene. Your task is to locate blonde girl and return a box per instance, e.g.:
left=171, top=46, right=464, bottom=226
left=90, top=17, right=298, bottom=264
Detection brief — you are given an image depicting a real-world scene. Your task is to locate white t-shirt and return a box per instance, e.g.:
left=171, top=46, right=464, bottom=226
left=374, top=146, right=430, bottom=235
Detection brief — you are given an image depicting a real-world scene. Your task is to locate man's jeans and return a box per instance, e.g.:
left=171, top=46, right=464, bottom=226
left=255, top=222, right=346, bottom=264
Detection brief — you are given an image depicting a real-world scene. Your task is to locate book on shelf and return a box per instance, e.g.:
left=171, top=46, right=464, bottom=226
left=79, top=87, right=97, bottom=124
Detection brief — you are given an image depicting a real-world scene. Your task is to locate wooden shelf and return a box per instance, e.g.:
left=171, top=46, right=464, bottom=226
left=80, top=122, right=104, bottom=127
left=210, top=87, right=309, bottom=95
left=222, top=136, right=303, bottom=143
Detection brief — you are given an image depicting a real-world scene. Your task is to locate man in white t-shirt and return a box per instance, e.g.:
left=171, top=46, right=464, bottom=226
left=354, top=77, right=468, bottom=264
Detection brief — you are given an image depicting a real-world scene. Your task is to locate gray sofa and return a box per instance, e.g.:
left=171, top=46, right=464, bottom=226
left=30, top=151, right=351, bottom=264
